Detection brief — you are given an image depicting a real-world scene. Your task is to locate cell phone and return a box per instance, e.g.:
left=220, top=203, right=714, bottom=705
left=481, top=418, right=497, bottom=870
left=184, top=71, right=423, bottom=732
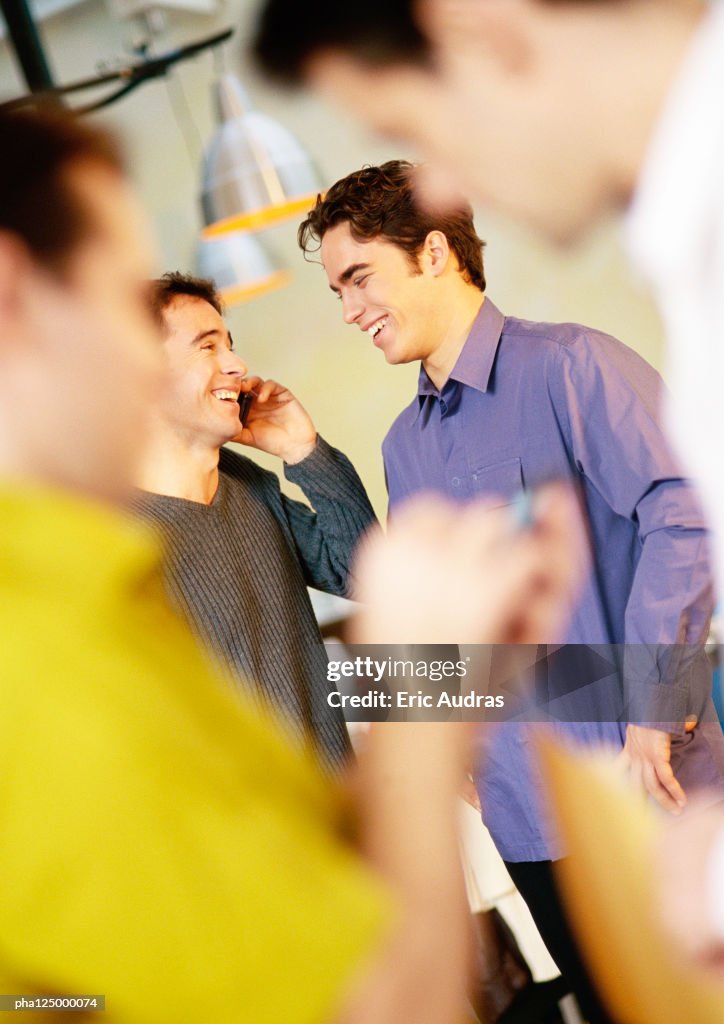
left=238, top=391, right=256, bottom=426
left=510, top=489, right=535, bottom=531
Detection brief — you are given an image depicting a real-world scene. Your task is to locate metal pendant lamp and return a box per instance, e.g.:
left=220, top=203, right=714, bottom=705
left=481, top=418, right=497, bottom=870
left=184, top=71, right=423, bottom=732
left=200, top=74, right=320, bottom=238
left=196, top=228, right=290, bottom=308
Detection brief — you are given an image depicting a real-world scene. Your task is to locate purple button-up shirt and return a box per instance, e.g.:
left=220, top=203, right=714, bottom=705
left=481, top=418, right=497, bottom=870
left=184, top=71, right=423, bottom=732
left=383, top=297, right=718, bottom=861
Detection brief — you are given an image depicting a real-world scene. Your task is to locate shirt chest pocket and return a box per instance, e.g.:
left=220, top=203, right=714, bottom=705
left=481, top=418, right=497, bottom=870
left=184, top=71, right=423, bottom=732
left=470, top=456, right=523, bottom=506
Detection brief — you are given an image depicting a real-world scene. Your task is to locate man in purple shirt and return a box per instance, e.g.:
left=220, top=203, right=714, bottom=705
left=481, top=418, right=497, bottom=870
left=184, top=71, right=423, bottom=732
left=302, top=159, right=724, bottom=1023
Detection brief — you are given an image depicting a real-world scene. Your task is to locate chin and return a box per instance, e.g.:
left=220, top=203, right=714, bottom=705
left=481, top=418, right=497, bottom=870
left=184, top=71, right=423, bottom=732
left=382, top=343, right=413, bottom=366
left=525, top=191, right=609, bottom=248
left=542, top=215, right=597, bottom=248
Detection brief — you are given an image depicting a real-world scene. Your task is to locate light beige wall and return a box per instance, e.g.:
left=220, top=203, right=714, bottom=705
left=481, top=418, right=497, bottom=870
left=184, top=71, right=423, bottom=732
left=1, top=0, right=663, bottom=517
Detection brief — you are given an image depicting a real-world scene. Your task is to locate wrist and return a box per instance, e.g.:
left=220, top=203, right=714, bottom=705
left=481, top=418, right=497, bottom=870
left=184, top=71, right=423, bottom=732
left=281, top=434, right=317, bottom=465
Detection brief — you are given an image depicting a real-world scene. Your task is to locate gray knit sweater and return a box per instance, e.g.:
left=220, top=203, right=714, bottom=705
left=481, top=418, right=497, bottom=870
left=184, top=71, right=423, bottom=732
left=131, top=437, right=377, bottom=772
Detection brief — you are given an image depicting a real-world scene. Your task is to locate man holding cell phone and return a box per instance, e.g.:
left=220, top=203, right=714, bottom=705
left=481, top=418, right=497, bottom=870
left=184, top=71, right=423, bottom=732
left=133, top=272, right=377, bottom=773
left=304, top=159, right=724, bottom=1024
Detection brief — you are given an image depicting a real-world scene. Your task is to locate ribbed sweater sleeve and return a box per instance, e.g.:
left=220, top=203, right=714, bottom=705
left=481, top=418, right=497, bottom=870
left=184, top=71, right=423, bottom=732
left=282, top=436, right=379, bottom=597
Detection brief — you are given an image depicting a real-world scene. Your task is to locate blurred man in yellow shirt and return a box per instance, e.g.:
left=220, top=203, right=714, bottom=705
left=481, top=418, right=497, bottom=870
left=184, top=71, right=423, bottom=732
left=0, top=106, right=581, bottom=1023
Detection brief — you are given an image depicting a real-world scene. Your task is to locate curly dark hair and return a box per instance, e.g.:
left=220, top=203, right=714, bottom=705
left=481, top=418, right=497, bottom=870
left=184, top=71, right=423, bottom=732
left=149, top=272, right=224, bottom=330
left=298, top=161, right=486, bottom=291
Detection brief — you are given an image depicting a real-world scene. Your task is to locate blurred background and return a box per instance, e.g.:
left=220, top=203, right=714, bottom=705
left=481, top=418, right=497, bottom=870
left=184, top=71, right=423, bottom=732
left=0, top=0, right=664, bottom=518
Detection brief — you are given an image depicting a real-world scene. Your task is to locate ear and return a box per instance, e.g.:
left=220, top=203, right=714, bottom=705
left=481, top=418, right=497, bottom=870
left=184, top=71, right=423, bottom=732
left=422, top=230, right=451, bottom=278
left=417, top=0, right=537, bottom=76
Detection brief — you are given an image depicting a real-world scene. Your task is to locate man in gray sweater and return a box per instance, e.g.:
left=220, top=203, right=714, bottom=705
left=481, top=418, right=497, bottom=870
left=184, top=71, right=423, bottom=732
left=133, top=272, right=377, bottom=772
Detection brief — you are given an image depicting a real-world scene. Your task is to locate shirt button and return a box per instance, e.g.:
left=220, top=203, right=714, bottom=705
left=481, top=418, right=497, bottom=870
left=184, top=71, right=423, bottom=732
left=452, top=477, right=460, bottom=487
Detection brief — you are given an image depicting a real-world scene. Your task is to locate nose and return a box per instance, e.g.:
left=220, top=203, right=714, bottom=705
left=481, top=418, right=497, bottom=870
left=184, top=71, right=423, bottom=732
left=223, top=350, right=248, bottom=378
left=341, top=291, right=364, bottom=325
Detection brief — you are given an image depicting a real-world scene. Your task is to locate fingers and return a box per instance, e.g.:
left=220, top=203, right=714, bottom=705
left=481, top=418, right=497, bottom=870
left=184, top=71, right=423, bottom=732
left=246, top=377, right=293, bottom=405
left=531, top=484, right=588, bottom=599
left=627, top=756, right=645, bottom=801
left=239, top=375, right=263, bottom=394
left=491, top=484, right=586, bottom=643
left=239, top=377, right=285, bottom=404
left=255, top=379, right=280, bottom=403
left=353, top=486, right=583, bottom=646
left=652, top=757, right=687, bottom=812
left=619, top=727, right=687, bottom=813
left=643, top=758, right=684, bottom=814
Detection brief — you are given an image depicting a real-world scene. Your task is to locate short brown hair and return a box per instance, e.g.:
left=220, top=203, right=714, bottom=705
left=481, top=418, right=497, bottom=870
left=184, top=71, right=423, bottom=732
left=253, top=0, right=430, bottom=87
left=149, top=272, right=224, bottom=330
left=0, top=106, right=124, bottom=275
left=299, top=161, right=486, bottom=291
left=253, top=0, right=622, bottom=87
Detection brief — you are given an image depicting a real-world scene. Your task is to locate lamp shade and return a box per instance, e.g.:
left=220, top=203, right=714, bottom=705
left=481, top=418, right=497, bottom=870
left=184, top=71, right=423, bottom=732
left=196, top=229, right=289, bottom=307
left=200, top=74, right=320, bottom=237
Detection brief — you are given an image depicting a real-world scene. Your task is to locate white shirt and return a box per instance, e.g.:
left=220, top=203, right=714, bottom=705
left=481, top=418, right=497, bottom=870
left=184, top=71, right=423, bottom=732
left=626, top=0, right=724, bottom=944
left=626, top=0, right=724, bottom=595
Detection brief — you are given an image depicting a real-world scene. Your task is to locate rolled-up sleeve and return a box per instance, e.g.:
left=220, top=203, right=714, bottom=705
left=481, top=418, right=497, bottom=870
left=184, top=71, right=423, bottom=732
left=555, top=333, right=714, bottom=727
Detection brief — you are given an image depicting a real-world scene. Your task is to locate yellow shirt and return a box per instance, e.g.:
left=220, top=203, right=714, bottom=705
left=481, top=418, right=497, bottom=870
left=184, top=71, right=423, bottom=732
left=0, top=484, right=388, bottom=1023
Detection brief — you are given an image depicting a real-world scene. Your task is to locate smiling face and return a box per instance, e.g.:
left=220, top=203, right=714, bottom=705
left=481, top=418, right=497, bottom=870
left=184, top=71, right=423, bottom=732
left=159, top=295, right=248, bottom=449
left=321, top=221, right=447, bottom=365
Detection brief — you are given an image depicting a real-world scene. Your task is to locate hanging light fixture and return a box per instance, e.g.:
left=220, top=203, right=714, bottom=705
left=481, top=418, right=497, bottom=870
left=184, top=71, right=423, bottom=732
left=200, top=73, right=321, bottom=238
left=196, top=228, right=289, bottom=307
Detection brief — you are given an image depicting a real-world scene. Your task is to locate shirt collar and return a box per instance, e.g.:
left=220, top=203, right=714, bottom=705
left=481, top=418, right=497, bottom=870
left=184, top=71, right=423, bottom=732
left=625, top=2, right=724, bottom=284
left=416, top=295, right=505, bottom=402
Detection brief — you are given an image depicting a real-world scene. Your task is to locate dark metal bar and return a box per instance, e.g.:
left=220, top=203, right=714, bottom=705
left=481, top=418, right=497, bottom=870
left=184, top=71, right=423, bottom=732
left=0, top=25, right=234, bottom=114
left=0, top=0, right=55, bottom=93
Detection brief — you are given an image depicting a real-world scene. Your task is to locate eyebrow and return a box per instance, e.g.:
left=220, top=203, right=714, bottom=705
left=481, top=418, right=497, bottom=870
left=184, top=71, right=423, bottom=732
left=329, top=262, right=370, bottom=294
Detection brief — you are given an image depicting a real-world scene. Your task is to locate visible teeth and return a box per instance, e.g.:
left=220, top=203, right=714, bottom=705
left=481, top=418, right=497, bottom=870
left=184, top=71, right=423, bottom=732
left=214, top=390, right=237, bottom=401
left=368, top=317, right=388, bottom=339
